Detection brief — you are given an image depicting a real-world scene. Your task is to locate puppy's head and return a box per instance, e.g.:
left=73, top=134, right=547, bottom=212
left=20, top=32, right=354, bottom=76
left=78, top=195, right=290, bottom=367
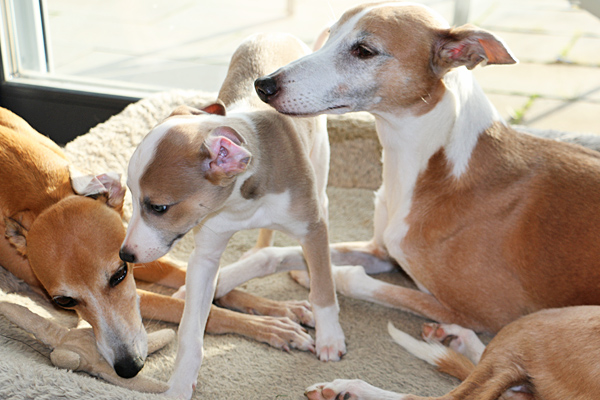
left=120, top=103, right=252, bottom=264
left=5, top=174, right=147, bottom=379
left=255, top=2, right=516, bottom=116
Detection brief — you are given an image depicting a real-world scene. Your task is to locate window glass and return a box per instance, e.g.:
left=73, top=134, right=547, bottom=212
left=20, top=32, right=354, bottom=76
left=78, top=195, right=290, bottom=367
left=44, top=0, right=367, bottom=93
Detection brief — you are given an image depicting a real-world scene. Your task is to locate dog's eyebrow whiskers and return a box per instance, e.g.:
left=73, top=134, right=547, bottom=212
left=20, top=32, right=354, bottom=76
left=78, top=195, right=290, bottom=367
left=325, top=0, right=337, bottom=23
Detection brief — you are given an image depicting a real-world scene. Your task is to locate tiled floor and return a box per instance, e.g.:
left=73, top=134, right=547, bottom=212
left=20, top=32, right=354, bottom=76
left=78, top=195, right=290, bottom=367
left=46, top=0, right=600, bottom=134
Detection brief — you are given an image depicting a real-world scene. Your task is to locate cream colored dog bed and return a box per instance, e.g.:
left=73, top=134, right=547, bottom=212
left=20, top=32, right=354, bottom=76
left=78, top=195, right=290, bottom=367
left=1, top=90, right=596, bottom=399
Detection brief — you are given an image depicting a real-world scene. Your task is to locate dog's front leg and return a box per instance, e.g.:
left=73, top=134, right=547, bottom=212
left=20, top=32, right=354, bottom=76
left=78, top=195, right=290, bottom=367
left=301, top=220, right=346, bottom=362
left=165, top=230, right=232, bottom=400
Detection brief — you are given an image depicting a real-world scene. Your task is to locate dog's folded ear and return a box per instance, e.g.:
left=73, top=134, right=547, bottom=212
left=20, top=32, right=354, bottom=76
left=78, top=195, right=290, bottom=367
left=70, top=168, right=126, bottom=212
left=202, top=126, right=252, bottom=186
left=168, top=101, right=227, bottom=118
left=4, top=216, right=29, bottom=256
left=432, top=25, right=518, bottom=76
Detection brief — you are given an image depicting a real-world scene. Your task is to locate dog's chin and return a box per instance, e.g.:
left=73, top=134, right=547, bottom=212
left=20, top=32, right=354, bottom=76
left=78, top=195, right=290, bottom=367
left=277, top=104, right=352, bottom=117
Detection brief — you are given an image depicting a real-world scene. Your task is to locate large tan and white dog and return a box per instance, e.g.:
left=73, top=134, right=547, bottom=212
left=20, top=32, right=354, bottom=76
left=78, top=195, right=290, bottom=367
left=0, top=107, right=313, bottom=380
left=253, top=1, right=600, bottom=333
left=120, top=33, right=345, bottom=399
left=247, top=1, right=600, bottom=397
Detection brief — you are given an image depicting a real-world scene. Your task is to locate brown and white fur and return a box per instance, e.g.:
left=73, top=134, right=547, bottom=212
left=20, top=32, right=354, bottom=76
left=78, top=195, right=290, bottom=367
left=227, top=2, right=600, bottom=395
left=249, top=2, right=600, bottom=331
left=307, top=306, right=600, bottom=399
left=0, top=107, right=314, bottom=380
left=120, top=33, right=345, bottom=399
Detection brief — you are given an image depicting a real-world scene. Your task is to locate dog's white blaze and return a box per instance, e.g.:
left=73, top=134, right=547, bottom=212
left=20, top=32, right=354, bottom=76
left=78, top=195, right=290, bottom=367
left=372, top=90, right=455, bottom=290
left=443, top=68, right=502, bottom=177
left=204, top=189, right=309, bottom=239
left=127, top=118, right=185, bottom=196
left=334, top=2, right=449, bottom=38
left=91, top=295, right=116, bottom=366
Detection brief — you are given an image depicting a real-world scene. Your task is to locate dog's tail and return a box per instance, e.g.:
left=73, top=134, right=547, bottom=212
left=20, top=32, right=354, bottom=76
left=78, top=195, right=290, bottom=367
left=387, top=322, right=475, bottom=381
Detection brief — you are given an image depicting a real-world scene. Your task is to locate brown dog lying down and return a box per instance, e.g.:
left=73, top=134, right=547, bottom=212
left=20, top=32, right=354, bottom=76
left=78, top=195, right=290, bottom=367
left=0, top=107, right=313, bottom=379
left=306, top=305, right=600, bottom=400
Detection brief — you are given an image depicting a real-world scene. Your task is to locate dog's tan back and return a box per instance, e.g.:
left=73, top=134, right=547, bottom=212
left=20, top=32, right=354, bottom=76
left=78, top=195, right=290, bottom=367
left=0, top=108, right=74, bottom=287
left=0, top=109, right=73, bottom=221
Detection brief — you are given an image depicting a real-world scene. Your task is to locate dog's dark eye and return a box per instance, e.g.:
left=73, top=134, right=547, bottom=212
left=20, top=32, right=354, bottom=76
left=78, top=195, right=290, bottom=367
left=53, top=296, right=78, bottom=308
left=351, top=43, right=377, bottom=59
left=150, top=204, right=169, bottom=214
left=110, top=263, right=128, bottom=287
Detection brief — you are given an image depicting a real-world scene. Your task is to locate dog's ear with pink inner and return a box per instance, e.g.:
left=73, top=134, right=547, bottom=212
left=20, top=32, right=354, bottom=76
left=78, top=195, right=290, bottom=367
left=70, top=169, right=126, bottom=213
left=168, top=102, right=227, bottom=118
left=202, top=126, right=251, bottom=186
left=432, top=25, right=517, bottom=76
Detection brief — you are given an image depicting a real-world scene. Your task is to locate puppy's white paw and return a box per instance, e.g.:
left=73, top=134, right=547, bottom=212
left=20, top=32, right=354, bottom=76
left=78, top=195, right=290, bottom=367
left=164, top=382, right=194, bottom=400
left=313, top=304, right=346, bottom=362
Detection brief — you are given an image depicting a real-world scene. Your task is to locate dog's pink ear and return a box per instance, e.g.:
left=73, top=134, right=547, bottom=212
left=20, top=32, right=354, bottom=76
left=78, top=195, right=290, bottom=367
left=70, top=170, right=126, bottom=212
left=95, top=173, right=127, bottom=212
left=168, top=102, right=227, bottom=118
left=203, top=127, right=251, bottom=186
left=433, top=25, right=517, bottom=76
left=201, top=102, right=227, bottom=116
left=167, top=101, right=227, bottom=118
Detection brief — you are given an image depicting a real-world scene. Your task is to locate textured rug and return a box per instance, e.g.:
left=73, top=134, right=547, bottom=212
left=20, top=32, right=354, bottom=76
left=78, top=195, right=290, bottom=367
left=1, top=90, right=599, bottom=400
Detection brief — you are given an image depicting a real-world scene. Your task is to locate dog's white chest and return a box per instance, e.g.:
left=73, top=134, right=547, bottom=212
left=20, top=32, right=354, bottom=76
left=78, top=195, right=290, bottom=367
left=205, top=189, right=309, bottom=238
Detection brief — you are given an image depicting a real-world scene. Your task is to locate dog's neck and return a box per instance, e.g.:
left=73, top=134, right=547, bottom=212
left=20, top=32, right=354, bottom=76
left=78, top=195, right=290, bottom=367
left=373, top=67, right=501, bottom=191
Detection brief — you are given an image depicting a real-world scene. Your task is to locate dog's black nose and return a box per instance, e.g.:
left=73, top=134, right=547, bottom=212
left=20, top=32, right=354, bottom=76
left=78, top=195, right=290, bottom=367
left=255, top=76, right=279, bottom=103
left=119, top=248, right=136, bottom=263
left=114, top=356, right=144, bottom=379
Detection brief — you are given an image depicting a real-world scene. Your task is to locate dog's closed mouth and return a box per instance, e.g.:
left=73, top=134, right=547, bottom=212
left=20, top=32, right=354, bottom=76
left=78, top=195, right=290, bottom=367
left=281, top=105, right=349, bottom=117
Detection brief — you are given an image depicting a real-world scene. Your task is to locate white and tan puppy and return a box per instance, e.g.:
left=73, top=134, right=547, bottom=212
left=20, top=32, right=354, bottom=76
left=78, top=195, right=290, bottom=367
left=120, top=33, right=345, bottom=399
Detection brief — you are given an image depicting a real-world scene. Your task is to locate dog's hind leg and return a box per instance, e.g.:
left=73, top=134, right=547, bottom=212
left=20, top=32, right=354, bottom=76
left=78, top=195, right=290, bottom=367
left=312, top=265, right=483, bottom=330
left=215, top=245, right=308, bottom=297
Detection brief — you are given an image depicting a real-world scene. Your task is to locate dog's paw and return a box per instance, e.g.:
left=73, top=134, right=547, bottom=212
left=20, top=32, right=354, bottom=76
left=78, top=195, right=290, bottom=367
left=422, top=323, right=483, bottom=363
left=315, top=323, right=346, bottom=361
left=172, top=285, right=186, bottom=300
left=313, top=304, right=346, bottom=361
left=252, top=315, right=315, bottom=353
left=289, top=270, right=310, bottom=288
left=267, top=299, right=314, bottom=327
left=316, top=337, right=346, bottom=362
left=164, top=381, right=195, bottom=400
left=305, top=380, right=372, bottom=400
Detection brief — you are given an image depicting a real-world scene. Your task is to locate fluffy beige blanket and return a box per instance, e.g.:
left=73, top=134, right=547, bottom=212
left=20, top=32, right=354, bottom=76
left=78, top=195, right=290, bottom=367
left=5, top=89, right=591, bottom=400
